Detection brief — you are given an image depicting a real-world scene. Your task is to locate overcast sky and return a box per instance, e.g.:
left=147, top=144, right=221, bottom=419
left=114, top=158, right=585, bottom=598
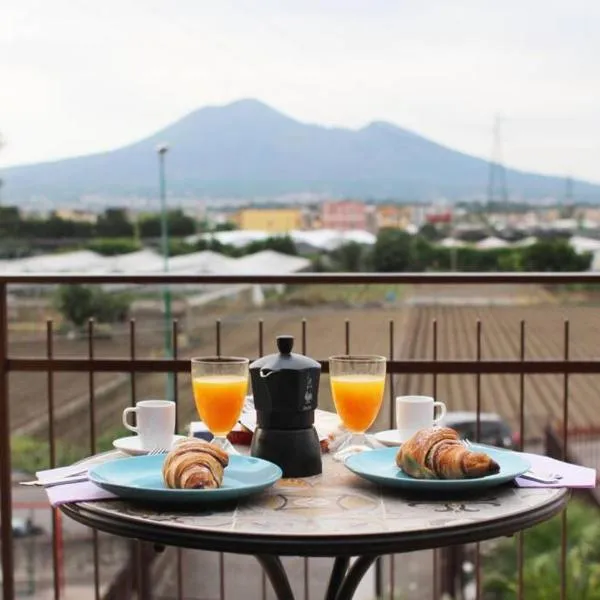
left=2, top=1, right=600, bottom=183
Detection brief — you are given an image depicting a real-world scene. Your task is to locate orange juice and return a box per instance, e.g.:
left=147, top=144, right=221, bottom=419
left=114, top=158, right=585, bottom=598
left=192, top=375, right=248, bottom=436
left=330, top=374, right=385, bottom=432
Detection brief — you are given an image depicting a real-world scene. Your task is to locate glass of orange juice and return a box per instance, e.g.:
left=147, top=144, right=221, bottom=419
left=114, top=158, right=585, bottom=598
left=191, top=356, right=249, bottom=455
left=329, top=354, right=386, bottom=461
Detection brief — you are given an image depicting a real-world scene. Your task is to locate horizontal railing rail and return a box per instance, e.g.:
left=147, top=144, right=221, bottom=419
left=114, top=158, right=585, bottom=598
left=1, top=271, right=600, bottom=284
left=6, top=358, right=600, bottom=374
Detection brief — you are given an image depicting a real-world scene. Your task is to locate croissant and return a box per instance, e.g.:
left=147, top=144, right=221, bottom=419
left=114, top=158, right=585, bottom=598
left=162, top=439, right=229, bottom=489
left=396, top=427, right=500, bottom=479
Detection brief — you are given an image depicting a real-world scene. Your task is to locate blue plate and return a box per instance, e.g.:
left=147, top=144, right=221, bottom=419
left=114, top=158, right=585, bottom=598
left=345, top=445, right=530, bottom=491
left=89, top=454, right=282, bottom=504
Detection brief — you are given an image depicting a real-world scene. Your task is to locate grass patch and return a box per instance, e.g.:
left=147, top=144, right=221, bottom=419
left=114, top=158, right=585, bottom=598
left=275, top=284, right=406, bottom=307
left=11, top=427, right=131, bottom=474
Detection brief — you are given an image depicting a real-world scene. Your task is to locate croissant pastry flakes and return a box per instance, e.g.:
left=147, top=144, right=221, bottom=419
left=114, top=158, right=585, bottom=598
left=162, top=439, right=229, bottom=489
left=396, top=427, right=500, bottom=480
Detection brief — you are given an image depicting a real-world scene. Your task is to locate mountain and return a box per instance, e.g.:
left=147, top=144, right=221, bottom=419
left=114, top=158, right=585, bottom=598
left=3, top=98, right=599, bottom=202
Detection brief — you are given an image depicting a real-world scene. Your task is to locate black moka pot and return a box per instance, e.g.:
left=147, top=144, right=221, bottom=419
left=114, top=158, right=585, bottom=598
left=249, top=335, right=322, bottom=478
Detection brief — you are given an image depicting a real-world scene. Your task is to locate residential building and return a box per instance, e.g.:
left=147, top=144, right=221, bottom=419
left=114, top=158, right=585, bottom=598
left=375, top=205, right=412, bottom=230
left=231, top=209, right=303, bottom=233
left=54, top=208, right=98, bottom=223
left=321, top=200, right=367, bottom=231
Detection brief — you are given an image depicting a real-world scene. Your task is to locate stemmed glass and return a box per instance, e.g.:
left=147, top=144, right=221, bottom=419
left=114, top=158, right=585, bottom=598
left=191, top=356, right=249, bottom=455
left=329, top=354, right=387, bottom=461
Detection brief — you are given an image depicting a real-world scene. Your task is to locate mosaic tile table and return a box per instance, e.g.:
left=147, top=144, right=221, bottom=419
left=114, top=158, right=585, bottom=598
left=61, top=450, right=569, bottom=600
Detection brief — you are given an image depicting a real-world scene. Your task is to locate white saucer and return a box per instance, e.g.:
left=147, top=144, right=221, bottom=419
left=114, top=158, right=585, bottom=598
left=112, top=435, right=187, bottom=456
left=373, top=430, right=405, bottom=447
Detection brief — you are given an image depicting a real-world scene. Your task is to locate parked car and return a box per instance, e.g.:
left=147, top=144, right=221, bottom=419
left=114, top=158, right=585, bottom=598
left=11, top=517, right=43, bottom=538
left=439, top=411, right=519, bottom=449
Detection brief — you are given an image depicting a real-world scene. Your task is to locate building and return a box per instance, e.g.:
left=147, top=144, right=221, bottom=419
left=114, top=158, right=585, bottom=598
left=374, top=205, right=412, bottom=230
left=54, top=208, right=98, bottom=223
left=321, top=200, right=367, bottom=231
left=231, top=209, right=303, bottom=233
left=425, top=207, right=452, bottom=225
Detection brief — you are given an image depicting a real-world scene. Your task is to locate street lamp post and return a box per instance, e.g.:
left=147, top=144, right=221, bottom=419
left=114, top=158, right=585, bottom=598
left=157, top=144, right=174, bottom=400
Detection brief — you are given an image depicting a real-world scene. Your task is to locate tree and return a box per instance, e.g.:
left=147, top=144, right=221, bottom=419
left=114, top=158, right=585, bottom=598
left=164, top=239, right=196, bottom=256
left=55, top=285, right=131, bottom=330
left=0, top=206, right=21, bottom=237
left=96, top=208, right=134, bottom=237
left=138, top=209, right=196, bottom=238
left=330, top=242, right=364, bottom=272
left=520, top=239, right=591, bottom=271
left=55, top=285, right=97, bottom=329
left=194, top=237, right=241, bottom=256
left=244, top=235, right=298, bottom=256
left=213, top=221, right=237, bottom=232
left=484, top=500, right=600, bottom=600
left=310, top=254, right=328, bottom=272
left=87, top=238, right=141, bottom=255
left=371, top=228, right=413, bottom=272
left=38, top=212, right=94, bottom=238
left=418, top=222, right=443, bottom=242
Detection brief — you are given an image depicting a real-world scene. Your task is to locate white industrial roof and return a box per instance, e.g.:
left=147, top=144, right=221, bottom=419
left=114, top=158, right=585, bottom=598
left=99, top=249, right=164, bottom=273
left=200, top=230, right=270, bottom=248
left=569, top=236, right=600, bottom=254
left=0, top=247, right=309, bottom=278
left=590, top=251, right=600, bottom=271
left=190, top=229, right=377, bottom=252
left=291, top=229, right=376, bottom=251
left=438, top=237, right=466, bottom=248
left=513, top=236, right=537, bottom=247
left=232, top=250, right=311, bottom=274
left=2, top=250, right=106, bottom=274
left=168, top=251, right=237, bottom=274
left=476, top=237, right=510, bottom=250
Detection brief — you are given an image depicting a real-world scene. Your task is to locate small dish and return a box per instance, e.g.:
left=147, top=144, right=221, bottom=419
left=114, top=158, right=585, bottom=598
left=112, top=435, right=188, bottom=457
left=373, top=429, right=405, bottom=447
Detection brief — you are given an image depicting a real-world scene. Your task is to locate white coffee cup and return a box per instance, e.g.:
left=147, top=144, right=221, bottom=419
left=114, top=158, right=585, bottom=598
left=122, top=400, right=176, bottom=450
left=395, top=395, right=447, bottom=442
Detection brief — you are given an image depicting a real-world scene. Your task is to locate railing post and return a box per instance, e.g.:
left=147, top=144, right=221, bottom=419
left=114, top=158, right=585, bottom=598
left=0, top=283, right=14, bottom=600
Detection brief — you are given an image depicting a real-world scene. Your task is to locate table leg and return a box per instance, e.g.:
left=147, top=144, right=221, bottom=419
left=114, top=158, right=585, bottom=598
left=331, top=556, right=378, bottom=600
left=256, top=554, right=378, bottom=600
left=325, top=557, right=350, bottom=600
left=255, top=555, right=296, bottom=600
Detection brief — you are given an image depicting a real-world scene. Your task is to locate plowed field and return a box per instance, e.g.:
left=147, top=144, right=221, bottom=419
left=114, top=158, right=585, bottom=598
left=395, top=304, right=600, bottom=442
left=9, top=284, right=600, bottom=449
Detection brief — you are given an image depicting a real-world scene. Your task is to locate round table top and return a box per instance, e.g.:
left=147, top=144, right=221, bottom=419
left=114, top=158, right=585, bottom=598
left=62, top=449, right=570, bottom=557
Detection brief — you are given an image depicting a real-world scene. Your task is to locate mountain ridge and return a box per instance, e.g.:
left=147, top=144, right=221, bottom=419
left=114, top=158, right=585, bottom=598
left=3, top=99, right=599, bottom=202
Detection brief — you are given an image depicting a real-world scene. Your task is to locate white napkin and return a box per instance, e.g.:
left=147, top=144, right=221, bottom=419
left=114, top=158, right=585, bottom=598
left=36, top=453, right=121, bottom=507
left=239, top=395, right=344, bottom=442
left=514, top=452, right=597, bottom=488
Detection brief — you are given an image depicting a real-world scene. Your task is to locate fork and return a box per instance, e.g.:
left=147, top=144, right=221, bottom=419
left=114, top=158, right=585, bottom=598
left=462, top=438, right=563, bottom=483
left=21, top=474, right=90, bottom=488
left=20, top=466, right=88, bottom=485
left=147, top=447, right=169, bottom=456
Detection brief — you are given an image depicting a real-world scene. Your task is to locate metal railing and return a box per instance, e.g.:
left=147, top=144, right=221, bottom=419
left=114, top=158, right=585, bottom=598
left=2, top=272, right=600, bottom=600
